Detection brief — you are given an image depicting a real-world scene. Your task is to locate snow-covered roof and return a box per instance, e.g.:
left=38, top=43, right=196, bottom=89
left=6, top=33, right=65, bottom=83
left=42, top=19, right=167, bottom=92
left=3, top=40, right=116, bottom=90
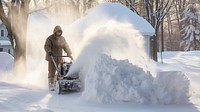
left=71, top=3, right=155, bottom=36
left=0, top=40, right=11, bottom=46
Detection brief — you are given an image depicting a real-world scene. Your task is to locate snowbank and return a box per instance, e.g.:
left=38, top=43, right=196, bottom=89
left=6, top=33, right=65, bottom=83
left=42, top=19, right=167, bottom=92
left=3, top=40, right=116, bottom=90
left=0, top=52, right=14, bottom=73
left=82, top=54, right=190, bottom=104
left=82, top=54, right=153, bottom=103
left=152, top=71, right=190, bottom=104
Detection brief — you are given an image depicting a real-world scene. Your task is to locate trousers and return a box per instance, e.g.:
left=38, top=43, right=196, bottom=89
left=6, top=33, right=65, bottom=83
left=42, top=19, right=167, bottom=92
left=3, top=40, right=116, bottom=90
left=48, top=61, right=60, bottom=80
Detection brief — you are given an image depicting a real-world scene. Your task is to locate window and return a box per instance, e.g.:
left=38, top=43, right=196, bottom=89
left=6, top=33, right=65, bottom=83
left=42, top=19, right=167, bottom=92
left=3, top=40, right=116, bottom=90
left=8, top=49, right=11, bottom=54
left=1, top=30, right=4, bottom=37
left=0, top=48, right=3, bottom=52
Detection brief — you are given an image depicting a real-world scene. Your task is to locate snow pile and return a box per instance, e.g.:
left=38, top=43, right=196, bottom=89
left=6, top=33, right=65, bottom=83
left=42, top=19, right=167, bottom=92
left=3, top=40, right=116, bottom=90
left=82, top=54, right=190, bottom=104
left=152, top=71, right=190, bottom=104
left=82, top=54, right=153, bottom=103
left=0, top=52, right=14, bottom=73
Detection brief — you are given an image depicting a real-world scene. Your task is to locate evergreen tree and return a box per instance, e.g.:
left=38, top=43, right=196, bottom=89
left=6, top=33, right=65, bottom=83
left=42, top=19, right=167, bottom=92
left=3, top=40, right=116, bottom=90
left=180, top=4, right=200, bottom=51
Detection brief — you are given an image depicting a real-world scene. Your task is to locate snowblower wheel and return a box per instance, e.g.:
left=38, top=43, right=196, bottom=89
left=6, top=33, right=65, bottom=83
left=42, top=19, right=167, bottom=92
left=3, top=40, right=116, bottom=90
left=55, top=81, right=61, bottom=94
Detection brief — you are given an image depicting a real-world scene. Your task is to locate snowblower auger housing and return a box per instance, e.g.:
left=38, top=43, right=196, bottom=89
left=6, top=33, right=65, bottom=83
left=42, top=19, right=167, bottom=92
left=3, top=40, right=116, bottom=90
left=50, top=55, right=81, bottom=94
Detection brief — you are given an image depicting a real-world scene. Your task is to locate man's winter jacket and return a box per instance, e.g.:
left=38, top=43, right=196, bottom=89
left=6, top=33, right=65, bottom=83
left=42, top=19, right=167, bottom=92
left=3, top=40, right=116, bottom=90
left=44, top=25, right=72, bottom=62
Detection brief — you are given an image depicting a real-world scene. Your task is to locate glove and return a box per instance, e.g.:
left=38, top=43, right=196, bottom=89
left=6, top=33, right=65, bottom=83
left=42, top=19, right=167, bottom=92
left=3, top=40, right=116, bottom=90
left=48, top=51, right=53, bottom=56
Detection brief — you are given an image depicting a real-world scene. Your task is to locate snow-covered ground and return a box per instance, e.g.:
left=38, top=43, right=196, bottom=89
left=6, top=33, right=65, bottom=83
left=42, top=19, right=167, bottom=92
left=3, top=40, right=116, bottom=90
left=0, top=52, right=14, bottom=73
left=157, top=51, right=200, bottom=105
left=0, top=51, right=199, bottom=112
left=0, top=2, right=200, bottom=112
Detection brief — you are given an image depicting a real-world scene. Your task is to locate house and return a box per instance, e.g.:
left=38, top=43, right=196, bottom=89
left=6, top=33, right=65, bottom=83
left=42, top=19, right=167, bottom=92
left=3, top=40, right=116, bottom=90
left=0, top=20, right=13, bottom=55
left=68, top=3, right=155, bottom=59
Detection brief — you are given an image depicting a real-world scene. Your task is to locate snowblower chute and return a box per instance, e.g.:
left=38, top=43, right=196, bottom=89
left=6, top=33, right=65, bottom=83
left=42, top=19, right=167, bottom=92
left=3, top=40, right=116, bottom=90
left=50, top=55, right=81, bottom=94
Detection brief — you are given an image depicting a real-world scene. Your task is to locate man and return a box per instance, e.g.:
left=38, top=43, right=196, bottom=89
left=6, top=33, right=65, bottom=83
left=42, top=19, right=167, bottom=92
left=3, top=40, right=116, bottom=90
left=44, top=25, right=72, bottom=89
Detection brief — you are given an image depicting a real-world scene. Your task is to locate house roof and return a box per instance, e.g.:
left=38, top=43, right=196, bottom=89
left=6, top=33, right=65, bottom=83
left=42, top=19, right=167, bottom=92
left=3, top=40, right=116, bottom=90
left=0, top=40, right=11, bottom=46
left=70, top=3, right=155, bottom=36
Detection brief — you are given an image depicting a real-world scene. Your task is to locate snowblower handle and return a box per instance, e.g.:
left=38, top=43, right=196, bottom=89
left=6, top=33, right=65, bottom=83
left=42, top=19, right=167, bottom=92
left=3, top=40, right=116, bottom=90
left=53, top=56, right=74, bottom=61
left=53, top=56, right=69, bottom=57
left=50, top=55, right=61, bottom=76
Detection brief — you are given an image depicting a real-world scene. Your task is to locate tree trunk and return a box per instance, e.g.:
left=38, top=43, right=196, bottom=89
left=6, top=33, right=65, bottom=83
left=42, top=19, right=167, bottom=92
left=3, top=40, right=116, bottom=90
left=167, top=13, right=172, bottom=50
left=0, top=0, right=30, bottom=74
left=161, top=21, right=164, bottom=51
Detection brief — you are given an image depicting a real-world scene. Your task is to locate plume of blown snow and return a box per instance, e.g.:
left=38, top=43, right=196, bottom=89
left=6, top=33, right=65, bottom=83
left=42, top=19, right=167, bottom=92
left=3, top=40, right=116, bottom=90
left=67, top=20, right=149, bottom=78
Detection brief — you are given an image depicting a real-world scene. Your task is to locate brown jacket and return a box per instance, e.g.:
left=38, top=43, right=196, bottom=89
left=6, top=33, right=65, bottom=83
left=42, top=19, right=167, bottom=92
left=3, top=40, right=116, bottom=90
left=44, top=26, right=72, bottom=62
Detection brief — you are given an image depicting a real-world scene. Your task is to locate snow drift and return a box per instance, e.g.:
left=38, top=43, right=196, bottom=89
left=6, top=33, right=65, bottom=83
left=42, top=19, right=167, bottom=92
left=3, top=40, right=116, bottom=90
left=82, top=54, right=153, bottom=103
left=82, top=54, right=190, bottom=104
left=152, top=71, right=190, bottom=104
left=0, top=52, right=14, bottom=73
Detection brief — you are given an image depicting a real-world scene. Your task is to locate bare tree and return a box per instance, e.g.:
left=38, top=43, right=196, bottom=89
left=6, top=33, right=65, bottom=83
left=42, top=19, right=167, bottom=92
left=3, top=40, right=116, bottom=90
left=173, top=0, right=188, bottom=31
left=166, top=13, right=173, bottom=50
left=106, top=0, right=172, bottom=60
left=143, top=0, right=172, bottom=61
left=0, top=0, right=31, bottom=71
left=119, top=0, right=140, bottom=14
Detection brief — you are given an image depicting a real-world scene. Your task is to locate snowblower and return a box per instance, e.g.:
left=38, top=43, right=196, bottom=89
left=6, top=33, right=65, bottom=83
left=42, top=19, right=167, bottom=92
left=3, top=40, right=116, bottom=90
left=50, top=55, right=81, bottom=94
